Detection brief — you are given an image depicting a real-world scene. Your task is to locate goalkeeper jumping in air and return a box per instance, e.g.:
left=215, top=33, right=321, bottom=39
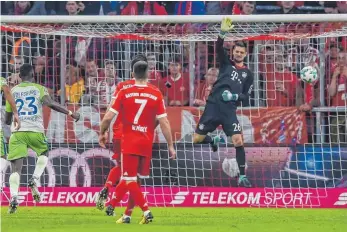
left=5, top=64, right=80, bottom=213
left=193, top=17, right=253, bottom=188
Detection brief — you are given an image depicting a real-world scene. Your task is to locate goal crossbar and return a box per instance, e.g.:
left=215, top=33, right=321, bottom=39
left=1, top=14, right=347, bottom=41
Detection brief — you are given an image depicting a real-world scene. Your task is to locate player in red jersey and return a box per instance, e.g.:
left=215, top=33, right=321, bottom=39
left=99, top=58, right=176, bottom=224
left=96, top=55, right=156, bottom=220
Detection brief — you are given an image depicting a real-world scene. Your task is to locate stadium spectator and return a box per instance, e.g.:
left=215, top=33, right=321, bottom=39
left=82, top=60, right=105, bottom=106
left=162, top=57, right=190, bottom=106
left=95, top=60, right=117, bottom=108
left=287, top=35, right=320, bottom=75
left=7, top=56, right=23, bottom=89
left=174, top=1, right=206, bottom=15
left=147, top=53, right=163, bottom=88
left=33, top=54, right=55, bottom=94
left=280, top=1, right=302, bottom=14
left=338, top=1, right=347, bottom=13
left=58, top=65, right=85, bottom=104
left=233, top=1, right=256, bottom=15
left=326, top=43, right=341, bottom=89
left=121, top=1, right=168, bottom=15
left=5, top=1, right=31, bottom=15
left=264, top=55, right=298, bottom=107
left=9, top=33, right=31, bottom=64
left=205, top=1, right=222, bottom=15
left=85, top=60, right=104, bottom=79
left=64, top=1, right=85, bottom=15
left=193, top=68, right=218, bottom=107
left=328, top=52, right=347, bottom=143
left=324, top=1, right=339, bottom=14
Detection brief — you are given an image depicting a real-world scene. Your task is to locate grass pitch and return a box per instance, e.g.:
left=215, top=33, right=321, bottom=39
left=1, top=207, right=346, bottom=232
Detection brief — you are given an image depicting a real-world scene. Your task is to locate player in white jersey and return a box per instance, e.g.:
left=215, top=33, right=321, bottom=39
left=5, top=64, right=80, bottom=214
left=1, top=76, right=20, bottom=189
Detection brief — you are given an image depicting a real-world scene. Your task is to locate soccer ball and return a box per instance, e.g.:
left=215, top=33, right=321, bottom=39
left=300, top=66, right=318, bottom=83
left=222, top=158, right=248, bottom=178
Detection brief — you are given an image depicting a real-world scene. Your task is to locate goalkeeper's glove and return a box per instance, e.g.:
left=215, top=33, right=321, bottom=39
left=222, top=90, right=245, bottom=102
left=220, top=17, right=234, bottom=39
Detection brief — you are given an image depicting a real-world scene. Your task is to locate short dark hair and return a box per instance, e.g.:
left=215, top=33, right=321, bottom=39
left=131, top=54, right=147, bottom=71
left=19, top=64, right=33, bottom=80
left=233, top=41, right=247, bottom=51
left=133, top=61, right=148, bottom=80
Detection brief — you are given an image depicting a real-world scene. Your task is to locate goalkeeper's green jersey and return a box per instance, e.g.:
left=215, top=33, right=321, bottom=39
left=5, top=82, right=49, bottom=133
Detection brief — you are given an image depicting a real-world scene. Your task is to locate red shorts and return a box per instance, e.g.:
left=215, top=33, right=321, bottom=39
left=112, top=138, right=121, bottom=161
left=121, top=154, right=151, bottom=180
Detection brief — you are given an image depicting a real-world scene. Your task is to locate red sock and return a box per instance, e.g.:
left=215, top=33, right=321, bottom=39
left=109, top=180, right=128, bottom=208
left=124, top=181, right=140, bottom=216
left=127, top=181, right=149, bottom=212
left=104, top=166, right=121, bottom=190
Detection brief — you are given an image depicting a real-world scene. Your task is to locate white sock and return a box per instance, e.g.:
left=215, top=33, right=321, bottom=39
left=0, top=157, right=8, bottom=188
left=9, top=172, right=20, bottom=198
left=33, top=156, right=48, bottom=180
left=144, top=210, right=150, bottom=216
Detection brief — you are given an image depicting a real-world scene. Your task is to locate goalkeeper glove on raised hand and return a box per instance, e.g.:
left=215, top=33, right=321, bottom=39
left=220, top=17, right=234, bottom=39
left=222, top=90, right=239, bottom=102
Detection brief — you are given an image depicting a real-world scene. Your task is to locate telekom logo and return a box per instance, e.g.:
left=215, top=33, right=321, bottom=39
left=170, top=192, right=189, bottom=205
left=333, top=192, right=347, bottom=206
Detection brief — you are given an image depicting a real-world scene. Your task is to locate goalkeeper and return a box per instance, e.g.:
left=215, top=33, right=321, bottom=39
left=5, top=64, right=80, bottom=214
left=193, top=17, right=253, bottom=188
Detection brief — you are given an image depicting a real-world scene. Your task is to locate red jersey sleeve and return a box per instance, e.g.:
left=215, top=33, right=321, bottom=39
left=156, top=92, right=167, bottom=119
left=110, top=90, right=124, bottom=115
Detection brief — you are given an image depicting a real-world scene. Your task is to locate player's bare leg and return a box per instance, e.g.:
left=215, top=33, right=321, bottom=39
left=8, top=158, right=23, bottom=214
left=96, top=165, right=121, bottom=210
left=193, top=133, right=220, bottom=152
left=231, top=134, right=252, bottom=188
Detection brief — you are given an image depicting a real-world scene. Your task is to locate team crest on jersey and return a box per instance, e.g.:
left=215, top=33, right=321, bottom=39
left=180, top=86, right=185, bottom=92
left=199, top=124, right=205, bottom=130
left=242, top=72, right=247, bottom=78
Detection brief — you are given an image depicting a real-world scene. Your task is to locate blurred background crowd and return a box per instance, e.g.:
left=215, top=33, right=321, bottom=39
left=1, top=1, right=347, bottom=144
left=1, top=1, right=347, bottom=16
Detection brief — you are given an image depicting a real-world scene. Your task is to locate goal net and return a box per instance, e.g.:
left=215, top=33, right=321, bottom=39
left=1, top=15, right=346, bottom=208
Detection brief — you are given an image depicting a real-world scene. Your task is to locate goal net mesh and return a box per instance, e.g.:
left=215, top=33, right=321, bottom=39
left=0, top=18, right=346, bottom=208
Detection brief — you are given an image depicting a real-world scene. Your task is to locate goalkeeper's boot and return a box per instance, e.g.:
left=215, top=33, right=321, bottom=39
left=28, top=178, right=41, bottom=202
left=210, top=136, right=220, bottom=152
left=116, top=215, right=131, bottom=224
left=8, top=196, right=18, bottom=214
left=139, top=211, right=154, bottom=224
left=238, top=175, right=252, bottom=188
left=96, top=187, right=108, bottom=210
left=105, top=205, right=115, bottom=216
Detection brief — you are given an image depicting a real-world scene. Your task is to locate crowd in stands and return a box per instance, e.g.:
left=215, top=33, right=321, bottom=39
left=1, top=1, right=346, bottom=143
left=1, top=1, right=347, bottom=15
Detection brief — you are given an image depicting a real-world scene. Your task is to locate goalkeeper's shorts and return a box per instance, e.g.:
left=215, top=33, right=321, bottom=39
left=7, top=132, right=48, bottom=161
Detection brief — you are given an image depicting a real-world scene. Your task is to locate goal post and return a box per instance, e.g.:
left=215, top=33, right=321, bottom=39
left=0, top=14, right=346, bottom=208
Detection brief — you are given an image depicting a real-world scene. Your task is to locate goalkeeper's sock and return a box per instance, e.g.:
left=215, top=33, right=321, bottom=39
left=9, top=172, right=20, bottom=198
left=202, top=135, right=212, bottom=144
left=124, top=180, right=140, bottom=216
left=33, top=156, right=48, bottom=180
left=236, top=146, right=246, bottom=176
left=127, top=181, right=149, bottom=212
left=105, top=166, right=121, bottom=190
left=109, top=180, right=128, bottom=208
